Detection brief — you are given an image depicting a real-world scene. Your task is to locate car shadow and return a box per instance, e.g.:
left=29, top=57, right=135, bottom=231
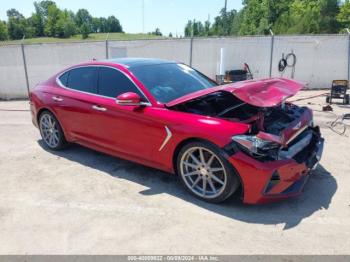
left=38, top=140, right=337, bottom=230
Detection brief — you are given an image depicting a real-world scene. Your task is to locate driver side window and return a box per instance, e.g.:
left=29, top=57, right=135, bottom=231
left=98, top=67, right=145, bottom=99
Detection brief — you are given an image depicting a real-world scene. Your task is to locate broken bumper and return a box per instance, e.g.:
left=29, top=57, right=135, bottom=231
left=228, top=128, right=324, bottom=204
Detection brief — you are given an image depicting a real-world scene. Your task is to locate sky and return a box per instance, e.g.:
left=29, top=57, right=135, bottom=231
left=0, top=0, right=243, bottom=36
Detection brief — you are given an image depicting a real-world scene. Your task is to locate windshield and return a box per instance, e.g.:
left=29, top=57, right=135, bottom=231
left=130, top=63, right=217, bottom=103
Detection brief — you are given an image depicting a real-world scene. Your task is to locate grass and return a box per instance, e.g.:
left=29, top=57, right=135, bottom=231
left=0, top=32, right=165, bottom=45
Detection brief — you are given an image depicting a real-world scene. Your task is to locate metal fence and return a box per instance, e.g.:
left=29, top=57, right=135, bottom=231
left=0, top=34, right=349, bottom=99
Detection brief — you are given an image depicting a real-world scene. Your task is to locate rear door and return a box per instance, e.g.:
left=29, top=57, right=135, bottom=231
left=52, top=66, right=101, bottom=143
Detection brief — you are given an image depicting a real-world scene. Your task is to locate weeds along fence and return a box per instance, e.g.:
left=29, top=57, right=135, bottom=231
left=0, top=34, right=348, bottom=99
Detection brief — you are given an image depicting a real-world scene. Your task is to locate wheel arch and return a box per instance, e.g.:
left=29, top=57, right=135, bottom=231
left=172, top=137, right=244, bottom=197
left=172, top=137, right=207, bottom=175
left=36, top=107, right=70, bottom=141
left=37, top=107, right=52, bottom=124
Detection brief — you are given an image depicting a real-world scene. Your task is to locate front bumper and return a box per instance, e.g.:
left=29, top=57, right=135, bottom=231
left=227, top=127, right=324, bottom=204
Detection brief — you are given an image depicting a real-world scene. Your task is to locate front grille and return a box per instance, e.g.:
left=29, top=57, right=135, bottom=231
left=292, top=128, right=321, bottom=164
left=279, top=129, right=312, bottom=160
left=286, top=126, right=309, bottom=147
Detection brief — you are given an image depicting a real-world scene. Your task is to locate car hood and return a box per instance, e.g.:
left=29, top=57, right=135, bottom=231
left=165, top=78, right=305, bottom=108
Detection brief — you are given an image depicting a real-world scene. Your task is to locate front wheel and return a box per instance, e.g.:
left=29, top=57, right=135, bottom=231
left=39, top=111, right=68, bottom=150
left=177, top=141, right=240, bottom=203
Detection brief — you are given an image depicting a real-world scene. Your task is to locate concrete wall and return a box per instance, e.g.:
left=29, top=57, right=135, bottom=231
left=0, top=35, right=348, bottom=99
left=271, top=35, right=348, bottom=89
left=0, top=45, right=27, bottom=99
left=192, top=36, right=271, bottom=79
left=108, top=39, right=191, bottom=65
left=25, top=41, right=106, bottom=89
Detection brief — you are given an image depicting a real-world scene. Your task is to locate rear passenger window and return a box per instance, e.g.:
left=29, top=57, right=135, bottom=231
left=67, top=67, right=98, bottom=94
left=59, top=72, right=69, bottom=86
left=98, top=67, right=145, bottom=99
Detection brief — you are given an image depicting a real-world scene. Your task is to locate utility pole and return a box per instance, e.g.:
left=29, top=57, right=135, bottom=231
left=269, top=29, right=275, bottom=78
left=21, top=35, right=30, bottom=98
left=142, top=0, right=145, bottom=33
left=224, top=0, right=228, bottom=35
left=347, top=28, right=350, bottom=82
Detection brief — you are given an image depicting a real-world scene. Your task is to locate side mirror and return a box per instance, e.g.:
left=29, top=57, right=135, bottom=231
left=116, top=92, right=144, bottom=106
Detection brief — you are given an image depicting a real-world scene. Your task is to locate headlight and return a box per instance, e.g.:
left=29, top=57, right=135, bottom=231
left=232, top=135, right=280, bottom=157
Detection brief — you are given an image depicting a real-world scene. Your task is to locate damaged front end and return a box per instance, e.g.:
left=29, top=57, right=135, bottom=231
left=167, top=78, right=324, bottom=203
left=224, top=101, right=324, bottom=203
left=229, top=104, right=323, bottom=165
left=171, top=89, right=323, bottom=167
left=230, top=125, right=323, bottom=168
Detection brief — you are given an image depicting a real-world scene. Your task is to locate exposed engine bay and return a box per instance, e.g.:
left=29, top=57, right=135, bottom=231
left=169, top=91, right=322, bottom=163
left=169, top=91, right=306, bottom=136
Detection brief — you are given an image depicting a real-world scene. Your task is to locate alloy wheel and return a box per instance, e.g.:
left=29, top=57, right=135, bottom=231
left=180, top=146, right=227, bottom=199
left=40, top=113, right=60, bottom=148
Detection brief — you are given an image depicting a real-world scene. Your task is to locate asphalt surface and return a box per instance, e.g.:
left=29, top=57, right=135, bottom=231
left=0, top=91, right=349, bottom=254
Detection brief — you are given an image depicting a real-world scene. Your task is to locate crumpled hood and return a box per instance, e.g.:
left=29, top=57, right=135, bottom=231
left=166, top=78, right=305, bottom=108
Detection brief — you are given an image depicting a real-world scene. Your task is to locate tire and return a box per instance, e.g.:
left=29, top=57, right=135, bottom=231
left=326, top=96, right=330, bottom=104
left=176, top=141, right=240, bottom=203
left=39, top=111, right=68, bottom=150
left=345, top=94, right=350, bottom=105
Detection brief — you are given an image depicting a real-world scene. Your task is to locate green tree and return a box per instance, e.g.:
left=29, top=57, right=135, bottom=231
left=99, top=17, right=108, bottom=32
left=184, top=0, right=342, bottom=36
left=32, top=1, right=56, bottom=36
left=34, top=1, right=57, bottom=17
left=287, top=0, right=322, bottom=34
left=184, top=19, right=206, bottom=37
left=7, top=9, right=33, bottom=39
left=81, top=22, right=90, bottom=39
left=155, top=28, right=162, bottom=36
left=230, top=10, right=243, bottom=35
left=211, top=8, right=239, bottom=36
left=7, top=8, right=24, bottom=19
left=56, top=10, right=77, bottom=38
left=184, top=20, right=193, bottom=37
left=239, top=0, right=271, bottom=35
left=337, top=0, right=350, bottom=28
left=75, top=9, right=92, bottom=30
left=150, top=28, right=162, bottom=36
left=204, top=19, right=211, bottom=36
left=30, top=13, right=44, bottom=37
left=193, top=20, right=205, bottom=36
left=319, top=0, right=340, bottom=33
left=92, top=17, right=101, bottom=33
left=106, top=16, right=122, bottom=32
left=44, top=4, right=61, bottom=37
left=0, top=21, right=9, bottom=40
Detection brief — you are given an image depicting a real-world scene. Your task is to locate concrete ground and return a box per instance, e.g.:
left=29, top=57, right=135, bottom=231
left=0, top=90, right=349, bottom=255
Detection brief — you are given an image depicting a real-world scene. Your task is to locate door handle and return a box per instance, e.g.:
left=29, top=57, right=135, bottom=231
left=92, top=105, right=107, bottom=112
left=52, top=96, right=63, bottom=102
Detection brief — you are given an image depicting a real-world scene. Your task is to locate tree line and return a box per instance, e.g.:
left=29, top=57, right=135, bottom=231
left=185, top=0, right=350, bottom=37
left=0, top=0, right=123, bottom=41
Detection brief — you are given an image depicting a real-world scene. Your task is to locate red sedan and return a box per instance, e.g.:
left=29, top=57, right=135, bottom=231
left=30, top=58, right=324, bottom=204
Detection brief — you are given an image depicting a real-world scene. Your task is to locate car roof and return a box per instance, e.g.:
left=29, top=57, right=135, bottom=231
left=103, top=58, right=176, bottom=68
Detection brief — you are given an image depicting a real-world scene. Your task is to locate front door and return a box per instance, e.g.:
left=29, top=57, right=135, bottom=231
left=88, top=66, right=163, bottom=162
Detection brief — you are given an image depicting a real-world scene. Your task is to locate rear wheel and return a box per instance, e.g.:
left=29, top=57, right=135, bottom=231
left=345, top=94, right=350, bottom=105
left=177, top=141, right=240, bottom=203
left=39, top=111, right=67, bottom=150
